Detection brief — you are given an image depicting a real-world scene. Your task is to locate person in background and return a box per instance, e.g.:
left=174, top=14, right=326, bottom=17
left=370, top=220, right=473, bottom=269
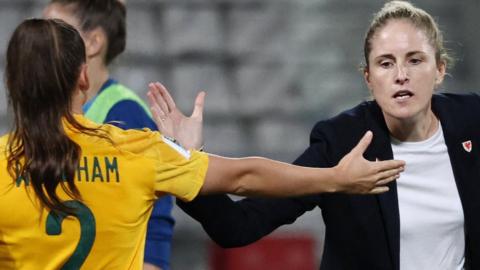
left=42, top=1, right=173, bottom=269
left=152, top=1, right=479, bottom=269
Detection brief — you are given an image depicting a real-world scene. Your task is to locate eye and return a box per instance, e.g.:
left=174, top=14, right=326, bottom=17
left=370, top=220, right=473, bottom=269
left=409, top=58, right=422, bottom=65
left=379, top=61, right=393, bottom=69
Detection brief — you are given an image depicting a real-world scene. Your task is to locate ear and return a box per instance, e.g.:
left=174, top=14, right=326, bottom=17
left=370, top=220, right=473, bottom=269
left=435, top=61, right=446, bottom=86
left=78, top=64, right=90, bottom=92
left=83, top=27, right=107, bottom=59
left=363, top=67, right=373, bottom=92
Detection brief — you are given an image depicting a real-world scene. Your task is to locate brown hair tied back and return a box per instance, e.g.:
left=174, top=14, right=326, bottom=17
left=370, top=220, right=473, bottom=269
left=5, top=19, right=101, bottom=215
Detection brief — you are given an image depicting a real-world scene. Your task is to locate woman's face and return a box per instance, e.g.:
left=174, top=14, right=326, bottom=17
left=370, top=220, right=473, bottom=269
left=365, top=19, right=445, bottom=123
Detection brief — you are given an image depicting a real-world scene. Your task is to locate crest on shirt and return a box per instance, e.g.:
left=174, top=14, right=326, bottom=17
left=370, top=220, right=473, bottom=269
left=462, top=140, right=472, bottom=153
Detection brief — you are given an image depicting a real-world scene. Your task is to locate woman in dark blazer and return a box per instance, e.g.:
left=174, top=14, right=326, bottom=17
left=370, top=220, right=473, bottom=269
left=150, top=1, right=478, bottom=269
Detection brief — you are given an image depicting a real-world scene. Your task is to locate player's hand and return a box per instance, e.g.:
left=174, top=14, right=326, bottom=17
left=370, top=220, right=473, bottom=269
left=148, top=82, right=204, bottom=150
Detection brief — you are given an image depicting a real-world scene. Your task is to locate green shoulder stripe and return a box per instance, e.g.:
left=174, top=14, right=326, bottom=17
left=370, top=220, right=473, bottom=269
left=84, top=83, right=151, bottom=124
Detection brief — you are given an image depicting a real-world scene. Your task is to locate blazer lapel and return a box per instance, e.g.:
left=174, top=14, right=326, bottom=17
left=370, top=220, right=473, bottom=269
left=365, top=102, right=400, bottom=270
left=431, top=95, right=472, bottom=196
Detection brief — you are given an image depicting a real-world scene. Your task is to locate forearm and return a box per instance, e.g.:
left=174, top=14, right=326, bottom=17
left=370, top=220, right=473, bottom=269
left=201, top=155, right=338, bottom=197
left=234, top=157, right=337, bottom=197
left=177, top=194, right=315, bottom=247
left=177, top=195, right=266, bottom=247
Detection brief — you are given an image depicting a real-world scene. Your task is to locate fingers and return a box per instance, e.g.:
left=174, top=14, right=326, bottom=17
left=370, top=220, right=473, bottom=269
left=369, top=186, right=389, bottom=194
left=148, top=83, right=170, bottom=114
left=147, top=91, right=164, bottom=122
left=150, top=103, right=166, bottom=129
left=373, top=159, right=405, bottom=172
left=376, top=173, right=399, bottom=186
left=191, top=91, right=205, bottom=119
left=148, top=82, right=203, bottom=119
left=154, top=82, right=177, bottom=112
left=376, top=165, right=403, bottom=179
left=351, top=131, right=373, bottom=155
left=370, top=166, right=403, bottom=194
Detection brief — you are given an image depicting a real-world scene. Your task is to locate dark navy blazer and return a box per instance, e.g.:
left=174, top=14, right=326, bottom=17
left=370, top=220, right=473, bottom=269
left=178, top=93, right=480, bottom=270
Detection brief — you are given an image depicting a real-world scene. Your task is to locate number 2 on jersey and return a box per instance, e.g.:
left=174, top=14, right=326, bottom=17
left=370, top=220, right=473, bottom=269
left=46, top=200, right=96, bottom=270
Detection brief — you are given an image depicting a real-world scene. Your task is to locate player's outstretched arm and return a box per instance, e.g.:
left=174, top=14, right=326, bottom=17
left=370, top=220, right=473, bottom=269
left=199, top=131, right=404, bottom=197
left=148, top=83, right=405, bottom=197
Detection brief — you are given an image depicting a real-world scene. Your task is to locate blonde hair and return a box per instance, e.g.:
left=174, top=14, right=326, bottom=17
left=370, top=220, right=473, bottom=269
left=363, top=1, right=452, bottom=69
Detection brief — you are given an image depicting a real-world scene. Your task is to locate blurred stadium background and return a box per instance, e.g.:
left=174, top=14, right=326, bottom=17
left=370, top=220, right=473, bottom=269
left=0, top=0, right=478, bottom=269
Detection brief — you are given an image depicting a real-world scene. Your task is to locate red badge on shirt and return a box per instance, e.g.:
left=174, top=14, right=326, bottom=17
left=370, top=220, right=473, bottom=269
left=462, top=140, right=472, bottom=153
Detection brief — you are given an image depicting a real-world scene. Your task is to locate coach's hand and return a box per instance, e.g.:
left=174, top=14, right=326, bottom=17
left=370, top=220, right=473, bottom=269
left=333, top=131, right=405, bottom=194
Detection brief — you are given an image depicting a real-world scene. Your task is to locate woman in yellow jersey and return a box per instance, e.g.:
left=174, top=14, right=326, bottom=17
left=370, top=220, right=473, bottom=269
left=43, top=2, right=176, bottom=269
left=0, top=19, right=404, bottom=269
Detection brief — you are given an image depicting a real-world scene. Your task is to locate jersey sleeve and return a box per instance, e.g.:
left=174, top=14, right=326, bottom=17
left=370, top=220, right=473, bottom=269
left=153, top=136, right=209, bottom=202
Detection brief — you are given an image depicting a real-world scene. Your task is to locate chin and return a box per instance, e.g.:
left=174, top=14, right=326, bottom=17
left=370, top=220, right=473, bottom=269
left=383, top=107, right=419, bottom=121
left=379, top=98, right=431, bottom=121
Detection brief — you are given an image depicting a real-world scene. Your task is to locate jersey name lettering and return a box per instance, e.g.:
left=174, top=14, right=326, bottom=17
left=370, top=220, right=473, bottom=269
left=15, top=156, right=120, bottom=187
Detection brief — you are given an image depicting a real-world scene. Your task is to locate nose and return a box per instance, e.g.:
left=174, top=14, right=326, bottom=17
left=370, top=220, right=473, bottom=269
left=395, top=65, right=409, bottom=85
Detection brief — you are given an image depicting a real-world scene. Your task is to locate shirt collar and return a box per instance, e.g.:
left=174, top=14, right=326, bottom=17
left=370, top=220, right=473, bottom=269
left=82, top=78, right=118, bottom=112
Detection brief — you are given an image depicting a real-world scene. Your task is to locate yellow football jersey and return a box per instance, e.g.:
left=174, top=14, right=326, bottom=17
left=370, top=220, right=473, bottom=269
left=0, top=114, right=208, bottom=269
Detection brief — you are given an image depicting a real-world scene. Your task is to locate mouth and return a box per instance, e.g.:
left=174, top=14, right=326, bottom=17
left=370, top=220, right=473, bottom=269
left=392, top=90, right=414, bottom=100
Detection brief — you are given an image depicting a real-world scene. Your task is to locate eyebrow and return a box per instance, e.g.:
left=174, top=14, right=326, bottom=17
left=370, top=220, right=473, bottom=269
left=374, top=51, right=426, bottom=61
